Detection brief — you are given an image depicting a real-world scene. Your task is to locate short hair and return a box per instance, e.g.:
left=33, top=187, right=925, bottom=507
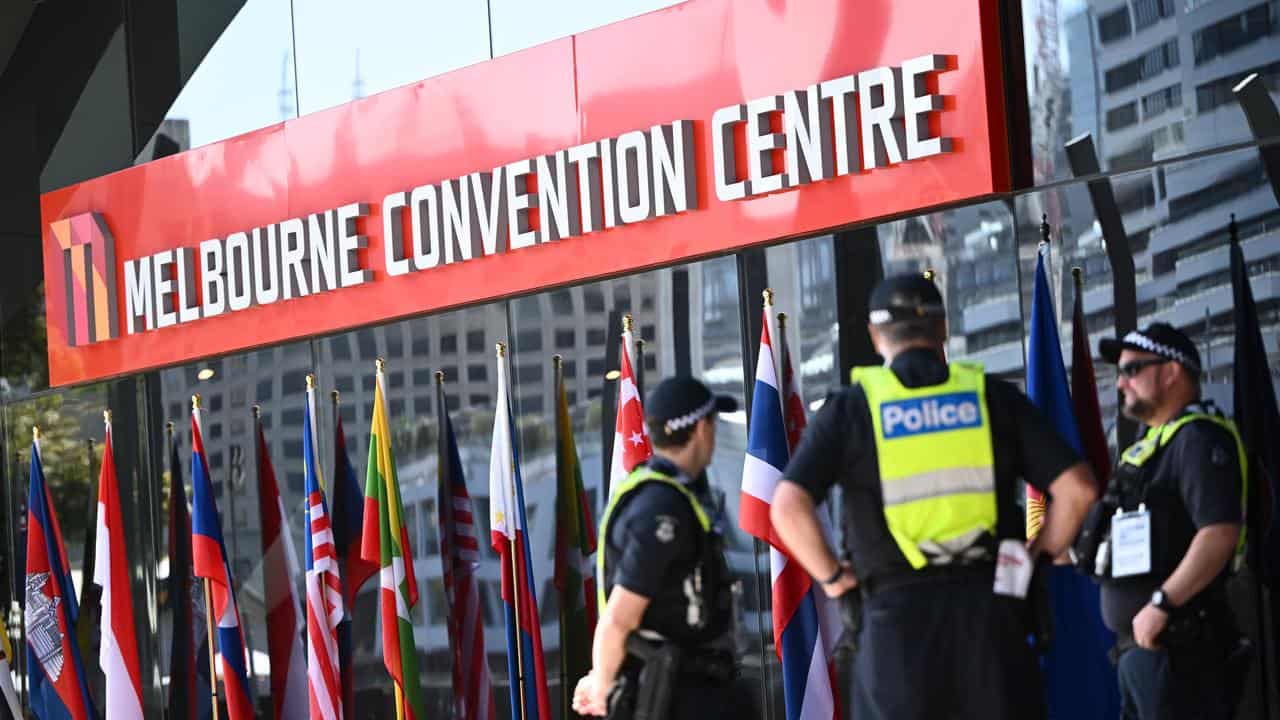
left=878, top=317, right=946, bottom=344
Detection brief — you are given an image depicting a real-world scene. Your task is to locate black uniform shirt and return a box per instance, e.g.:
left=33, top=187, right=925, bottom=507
left=605, top=457, right=713, bottom=600
left=783, top=348, right=1082, bottom=582
left=1099, top=406, right=1243, bottom=633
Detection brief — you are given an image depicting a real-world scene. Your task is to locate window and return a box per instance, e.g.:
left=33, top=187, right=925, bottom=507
left=1133, top=0, right=1175, bottom=30
left=441, top=333, right=458, bottom=354
left=517, top=329, right=543, bottom=352
left=1197, top=60, right=1280, bottom=113
left=329, top=336, right=352, bottom=361
left=1193, top=3, right=1276, bottom=65
left=470, top=393, right=490, bottom=407
left=385, top=330, right=403, bottom=358
left=587, top=357, right=607, bottom=377
left=584, top=288, right=605, bottom=312
left=336, top=375, right=355, bottom=393
left=562, top=359, right=577, bottom=378
left=641, top=324, right=655, bottom=342
left=1106, top=102, right=1139, bottom=131
left=256, top=379, right=273, bottom=402
left=1105, top=39, right=1179, bottom=93
left=390, top=398, right=405, bottom=417
left=389, top=371, right=404, bottom=389
left=587, top=328, right=607, bottom=346
left=209, top=423, right=223, bottom=440
left=362, top=374, right=376, bottom=391
left=520, top=395, right=545, bottom=414
left=555, top=329, right=575, bottom=349
left=414, top=396, right=432, bottom=415
left=1141, top=83, right=1182, bottom=118
left=282, top=371, right=306, bottom=394
left=468, top=364, right=487, bottom=382
left=284, top=439, right=304, bottom=458
left=1098, top=7, right=1132, bottom=43
left=446, top=394, right=460, bottom=410
left=412, top=368, right=432, bottom=386
left=551, top=290, right=574, bottom=314
left=357, top=329, right=378, bottom=359
left=440, top=366, right=458, bottom=383
left=283, top=408, right=304, bottom=426
left=340, top=404, right=356, bottom=423
left=411, top=335, right=431, bottom=357
left=517, top=364, right=544, bottom=384
left=287, top=472, right=304, bottom=494
left=467, top=329, right=486, bottom=353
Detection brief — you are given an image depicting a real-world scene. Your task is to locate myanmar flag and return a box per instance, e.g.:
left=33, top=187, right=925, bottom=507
left=360, top=361, right=427, bottom=720
left=554, top=357, right=597, bottom=718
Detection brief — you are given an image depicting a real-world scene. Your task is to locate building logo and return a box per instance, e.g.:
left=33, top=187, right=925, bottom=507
left=881, top=392, right=982, bottom=439
left=50, top=213, right=119, bottom=346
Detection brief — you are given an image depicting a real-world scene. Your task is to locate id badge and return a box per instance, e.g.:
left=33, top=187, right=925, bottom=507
left=1110, top=505, right=1152, bottom=578
left=993, top=539, right=1033, bottom=598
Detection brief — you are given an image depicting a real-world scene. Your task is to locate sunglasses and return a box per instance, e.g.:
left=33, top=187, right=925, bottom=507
left=1117, top=358, right=1170, bottom=378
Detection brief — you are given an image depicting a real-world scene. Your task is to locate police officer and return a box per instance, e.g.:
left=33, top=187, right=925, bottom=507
left=769, top=273, right=1098, bottom=720
left=1091, top=323, right=1246, bottom=719
left=572, top=376, right=755, bottom=720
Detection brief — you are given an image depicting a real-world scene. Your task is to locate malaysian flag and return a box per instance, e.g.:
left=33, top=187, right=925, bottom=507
left=740, top=297, right=842, bottom=720
left=304, top=381, right=345, bottom=720
left=436, top=375, right=495, bottom=720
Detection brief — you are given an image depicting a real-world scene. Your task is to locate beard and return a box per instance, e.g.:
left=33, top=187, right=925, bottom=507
left=1122, top=395, right=1155, bottom=423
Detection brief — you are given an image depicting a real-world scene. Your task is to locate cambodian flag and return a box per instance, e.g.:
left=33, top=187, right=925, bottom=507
left=489, top=346, right=551, bottom=720
left=25, top=431, right=95, bottom=720
left=740, top=303, right=842, bottom=720
left=190, top=403, right=255, bottom=720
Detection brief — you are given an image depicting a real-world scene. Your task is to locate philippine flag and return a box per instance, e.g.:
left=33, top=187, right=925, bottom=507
left=25, top=431, right=95, bottom=720
left=740, top=303, right=842, bottom=720
left=489, top=346, right=552, bottom=720
left=190, top=402, right=255, bottom=720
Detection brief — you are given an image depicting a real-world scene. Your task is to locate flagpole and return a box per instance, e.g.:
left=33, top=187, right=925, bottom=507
left=193, top=394, right=222, bottom=720
left=498, top=342, right=530, bottom=720
left=1040, top=214, right=1060, bottom=323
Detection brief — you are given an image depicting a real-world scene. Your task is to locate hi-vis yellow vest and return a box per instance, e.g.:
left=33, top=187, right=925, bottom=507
left=1119, top=411, right=1249, bottom=566
left=851, top=362, right=997, bottom=569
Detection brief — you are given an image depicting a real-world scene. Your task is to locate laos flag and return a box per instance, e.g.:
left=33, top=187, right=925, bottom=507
left=190, top=404, right=255, bottom=720
left=25, top=433, right=95, bottom=720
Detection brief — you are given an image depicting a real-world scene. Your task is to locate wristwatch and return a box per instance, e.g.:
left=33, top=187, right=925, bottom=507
left=1150, top=588, right=1177, bottom=612
left=821, top=566, right=846, bottom=585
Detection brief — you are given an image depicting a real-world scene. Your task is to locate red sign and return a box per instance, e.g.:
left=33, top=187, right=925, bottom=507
left=41, top=0, right=1014, bottom=387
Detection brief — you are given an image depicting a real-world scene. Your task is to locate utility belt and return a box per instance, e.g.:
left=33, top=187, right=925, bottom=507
left=860, top=560, right=996, bottom=598
left=607, top=633, right=736, bottom=720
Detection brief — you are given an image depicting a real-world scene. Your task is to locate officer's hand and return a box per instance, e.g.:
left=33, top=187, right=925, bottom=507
left=572, top=670, right=609, bottom=717
left=1132, top=604, right=1168, bottom=650
left=820, top=562, right=858, bottom=598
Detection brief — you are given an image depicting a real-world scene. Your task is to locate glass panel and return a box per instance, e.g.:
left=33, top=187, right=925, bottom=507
left=507, top=256, right=770, bottom=719
left=291, top=0, right=492, bottom=116
left=140, top=0, right=297, bottom=156
left=490, top=0, right=685, bottom=55
left=1028, top=0, right=1280, bottom=185
left=765, top=235, right=841, bottom=408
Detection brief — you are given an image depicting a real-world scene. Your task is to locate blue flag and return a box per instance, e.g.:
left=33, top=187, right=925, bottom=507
left=1027, top=250, right=1121, bottom=719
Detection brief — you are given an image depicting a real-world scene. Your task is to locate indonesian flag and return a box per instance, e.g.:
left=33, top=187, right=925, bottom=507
left=94, top=413, right=145, bottom=719
left=255, top=413, right=308, bottom=719
left=608, top=325, right=651, bottom=494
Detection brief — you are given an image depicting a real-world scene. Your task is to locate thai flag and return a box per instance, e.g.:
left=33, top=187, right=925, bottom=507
left=24, top=433, right=95, bottom=720
left=489, top=348, right=551, bottom=720
left=93, top=413, right=145, bottom=718
left=304, top=385, right=345, bottom=720
left=190, top=404, right=255, bottom=720
left=740, top=307, right=842, bottom=720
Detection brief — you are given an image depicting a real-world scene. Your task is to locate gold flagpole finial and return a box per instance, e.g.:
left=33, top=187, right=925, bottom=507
left=252, top=404, right=261, bottom=419
left=496, top=342, right=507, bottom=358
left=166, top=421, right=175, bottom=436
left=778, top=312, right=789, bottom=331
left=923, top=268, right=936, bottom=282
left=306, top=373, right=315, bottom=390
left=622, top=314, right=633, bottom=333
left=435, top=370, right=445, bottom=384
left=32, top=426, right=40, bottom=442
left=552, top=354, right=562, bottom=368
left=191, top=394, right=202, bottom=411
left=331, top=389, right=340, bottom=405
left=763, top=288, right=774, bottom=307
left=103, top=409, right=112, bottom=426
left=375, top=357, right=386, bottom=374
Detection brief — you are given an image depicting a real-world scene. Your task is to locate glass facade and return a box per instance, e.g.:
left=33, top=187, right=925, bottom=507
left=2, top=0, right=1280, bottom=717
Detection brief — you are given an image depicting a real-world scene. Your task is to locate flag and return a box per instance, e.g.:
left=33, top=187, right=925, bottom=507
left=255, top=410, right=308, bottom=720
left=1231, top=221, right=1280, bottom=583
left=25, top=432, right=95, bottom=720
left=190, top=403, right=255, bottom=720
left=437, top=377, right=496, bottom=720
left=554, top=359, right=597, bottom=719
left=93, top=413, right=145, bottom=718
left=304, top=383, right=346, bottom=720
left=609, top=323, right=651, bottom=494
left=1026, top=250, right=1120, bottom=720
left=1070, top=273, right=1111, bottom=493
left=0, top=614, right=21, bottom=720
left=490, top=346, right=552, bottom=720
left=740, top=305, right=842, bottom=720
left=166, top=432, right=212, bottom=720
left=360, top=362, right=426, bottom=720
left=330, top=398, right=376, bottom=717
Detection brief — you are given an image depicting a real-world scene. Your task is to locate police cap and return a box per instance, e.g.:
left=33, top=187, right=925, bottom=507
left=1099, top=322, right=1202, bottom=374
left=645, top=376, right=739, bottom=437
left=867, top=273, right=946, bottom=325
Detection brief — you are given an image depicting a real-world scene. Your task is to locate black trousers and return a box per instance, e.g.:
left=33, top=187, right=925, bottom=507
left=1117, top=644, right=1233, bottom=720
left=851, top=575, right=1044, bottom=720
left=666, top=675, right=760, bottom=720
